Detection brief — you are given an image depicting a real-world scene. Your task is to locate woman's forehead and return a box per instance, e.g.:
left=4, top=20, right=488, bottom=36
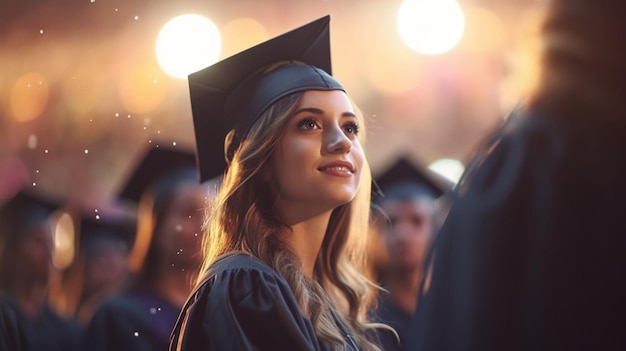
left=298, top=90, right=355, bottom=113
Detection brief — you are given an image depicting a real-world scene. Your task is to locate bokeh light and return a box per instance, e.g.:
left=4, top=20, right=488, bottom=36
left=459, top=7, right=506, bottom=53
left=397, top=0, right=465, bottom=55
left=53, top=212, right=75, bottom=270
left=156, top=14, right=221, bottom=79
left=428, top=158, right=465, bottom=184
left=118, top=63, right=167, bottom=114
left=10, top=72, right=49, bottom=122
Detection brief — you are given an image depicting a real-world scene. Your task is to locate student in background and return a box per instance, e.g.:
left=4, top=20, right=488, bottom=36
left=412, top=1, right=626, bottom=350
left=1, top=292, right=29, bottom=351
left=370, top=157, right=450, bottom=351
left=0, top=190, right=83, bottom=351
left=86, top=145, right=210, bottom=351
left=73, top=213, right=135, bottom=325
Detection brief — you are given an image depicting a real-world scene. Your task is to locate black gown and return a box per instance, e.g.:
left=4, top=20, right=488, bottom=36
left=170, top=253, right=361, bottom=351
left=0, top=293, right=82, bottom=351
left=0, top=294, right=28, bottom=351
left=86, top=288, right=180, bottom=351
left=412, top=111, right=626, bottom=350
left=373, top=295, right=412, bottom=351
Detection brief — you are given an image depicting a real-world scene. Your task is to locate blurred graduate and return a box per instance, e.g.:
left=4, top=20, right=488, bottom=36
left=86, top=145, right=212, bottom=351
left=0, top=189, right=83, bottom=351
left=412, top=1, right=626, bottom=350
left=370, top=157, right=450, bottom=351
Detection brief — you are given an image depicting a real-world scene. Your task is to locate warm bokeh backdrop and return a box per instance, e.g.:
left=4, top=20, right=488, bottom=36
left=0, top=0, right=544, bottom=210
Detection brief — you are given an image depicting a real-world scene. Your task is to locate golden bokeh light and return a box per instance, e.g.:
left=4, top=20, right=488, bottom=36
left=397, top=0, right=465, bottom=55
left=156, top=14, right=222, bottom=79
left=499, top=5, right=547, bottom=112
left=428, top=158, right=465, bottom=184
left=118, top=63, right=167, bottom=114
left=10, top=72, right=49, bottom=122
left=63, top=64, right=103, bottom=118
left=52, top=212, right=75, bottom=270
left=460, top=7, right=506, bottom=53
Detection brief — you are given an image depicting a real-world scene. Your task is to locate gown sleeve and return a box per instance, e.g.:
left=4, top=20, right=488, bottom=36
left=412, top=114, right=626, bottom=350
left=0, top=295, right=28, bottom=351
left=86, top=295, right=163, bottom=351
left=171, top=255, right=324, bottom=351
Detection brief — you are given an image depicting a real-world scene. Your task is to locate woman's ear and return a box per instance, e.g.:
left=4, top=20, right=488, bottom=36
left=260, top=158, right=274, bottom=182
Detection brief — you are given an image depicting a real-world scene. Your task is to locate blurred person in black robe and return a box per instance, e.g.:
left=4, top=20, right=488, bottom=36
left=71, top=212, right=135, bottom=326
left=1, top=291, right=29, bottom=351
left=370, top=158, right=450, bottom=351
left=85, top=145, right=211, bottom=351
left=412, top=1, right=626, bottom=350
left=0, top=190, right=83, bottom=351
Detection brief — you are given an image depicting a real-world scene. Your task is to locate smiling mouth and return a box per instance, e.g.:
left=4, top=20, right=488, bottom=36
left=318, top=165, right=355, bottom=177
left=320, top=165, right=353, bottom=173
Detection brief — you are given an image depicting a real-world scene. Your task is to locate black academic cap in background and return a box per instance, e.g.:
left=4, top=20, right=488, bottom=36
left=373, top=157, right=453, bottom=202
left=117, top=145, right=198, bottom=204
left=78, top=213, right=136, bottom=255
left=188, top=15, right=344, bottom=182
left=0, top=190, right=62, bottom=239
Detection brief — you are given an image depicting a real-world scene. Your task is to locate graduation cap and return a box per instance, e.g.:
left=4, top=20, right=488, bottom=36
left=373, top=157, right=452, bottom=202
left=118, top=145, right=198, bottom=204
left=0, top=190, right=62, bottom=240
left=78, top=214, right=136, bottom=255
left=188, top=15, right=344, bottom=182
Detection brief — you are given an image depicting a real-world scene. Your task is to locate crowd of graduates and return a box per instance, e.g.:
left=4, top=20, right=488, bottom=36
left=3, top=0, right=626, bottom=350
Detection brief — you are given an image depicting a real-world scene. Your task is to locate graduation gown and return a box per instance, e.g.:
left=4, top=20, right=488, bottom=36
left=0, top=294, right=82, bottom=351
left=0, top=294, right=28, bottom=351
left=412, top=112, right=626, bottom=350
left=373, top=295, right=412, bottom=351
left=170, top=253, right=360, bottom=351
left=86, top=288, right=180, bottom=351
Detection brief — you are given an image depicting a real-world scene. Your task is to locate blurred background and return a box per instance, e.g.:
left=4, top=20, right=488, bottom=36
left=0, top=0, right=545, bottom=210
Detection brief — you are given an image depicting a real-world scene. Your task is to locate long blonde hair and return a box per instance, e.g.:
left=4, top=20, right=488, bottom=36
left=197, top=90, right=385, bottom=350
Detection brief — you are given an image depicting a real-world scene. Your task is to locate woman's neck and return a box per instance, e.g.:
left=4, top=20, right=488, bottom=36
left=284, top=211, right=332, bottom=279
left=10, top=282, right=48, bottom=317
left=386, top=267, right=423, bottom=315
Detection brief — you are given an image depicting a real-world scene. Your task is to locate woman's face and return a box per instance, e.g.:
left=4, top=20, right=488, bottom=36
left=378, top=197, right=436, bottom=270
left=16, top=223, right=54, bottom=285
left=271, top=90, right=364, bottom=218
left=155, top=183, right=206, bottom=269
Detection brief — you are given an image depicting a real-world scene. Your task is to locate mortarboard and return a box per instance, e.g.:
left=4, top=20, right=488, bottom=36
left=188, top=15, right=344, bottom=182
left=373, top=157, right=452, bottom=202
left=118, top=145, right=198, bottom=204
left=78, top=214, right=136, bottom=255
left=0, top=190, right=62, bottom=239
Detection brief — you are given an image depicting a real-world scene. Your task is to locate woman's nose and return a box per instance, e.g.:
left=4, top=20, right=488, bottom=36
left=325, top=125, right=352, bottom=154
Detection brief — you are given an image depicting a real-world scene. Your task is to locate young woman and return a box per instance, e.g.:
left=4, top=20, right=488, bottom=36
left=170, top=16, right=386, bottom=351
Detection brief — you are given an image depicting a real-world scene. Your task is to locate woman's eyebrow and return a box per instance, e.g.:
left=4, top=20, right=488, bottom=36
left=293, top=107, right=357, bottom=118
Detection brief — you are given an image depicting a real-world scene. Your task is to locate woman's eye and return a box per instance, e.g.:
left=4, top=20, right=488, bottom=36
left=344, top=122, right=360, bottom=135
left=297, top=118, right=319, bottom=130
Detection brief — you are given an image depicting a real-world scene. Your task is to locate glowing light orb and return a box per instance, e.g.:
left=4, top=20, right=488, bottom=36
left=428, top=158, right=465, bottom=184
left=156, top=14, right=221, bottom=79
left=397, top=0, right=465, bottom=55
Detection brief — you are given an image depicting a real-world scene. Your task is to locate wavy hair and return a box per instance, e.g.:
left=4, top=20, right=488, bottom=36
left=197, top=86, right=386, bottom=350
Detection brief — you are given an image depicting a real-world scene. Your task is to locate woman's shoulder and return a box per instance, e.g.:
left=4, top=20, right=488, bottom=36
left=208, top=252, right=277, bottom=276
left=194, top=253, right=287, bottom=300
